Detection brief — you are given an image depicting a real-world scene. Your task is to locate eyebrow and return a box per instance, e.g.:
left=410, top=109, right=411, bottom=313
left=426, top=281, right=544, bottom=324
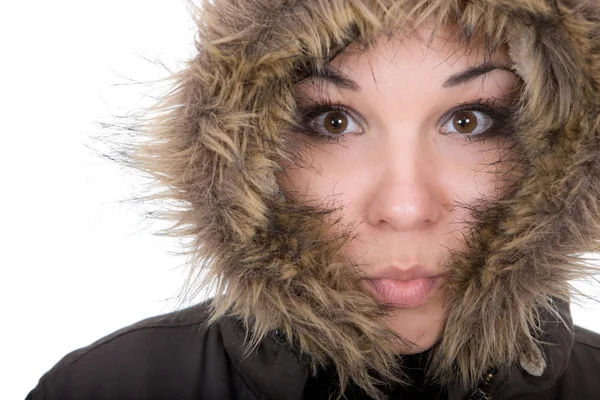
left=297, top=65, right=361, bottom=92
left=298, top=62, right=514, bottom=92
left=442, top=63, right=515, bottom=88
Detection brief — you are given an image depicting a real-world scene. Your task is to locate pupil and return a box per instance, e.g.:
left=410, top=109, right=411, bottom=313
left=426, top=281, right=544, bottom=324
left=453, top=111, right=477, bottom=133
left=325, top=111, right=348, bottom=134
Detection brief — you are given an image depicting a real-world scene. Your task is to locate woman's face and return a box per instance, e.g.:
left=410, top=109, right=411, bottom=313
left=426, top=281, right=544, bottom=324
left=280, top=25, right=519, bottom=353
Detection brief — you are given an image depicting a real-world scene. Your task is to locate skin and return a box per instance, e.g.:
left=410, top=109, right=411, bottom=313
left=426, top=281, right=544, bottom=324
left=280, top=25, right=519, bottom=353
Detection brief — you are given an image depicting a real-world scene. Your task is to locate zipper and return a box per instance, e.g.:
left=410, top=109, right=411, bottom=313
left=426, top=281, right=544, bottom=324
left=466, top=367, right=497, bottom=400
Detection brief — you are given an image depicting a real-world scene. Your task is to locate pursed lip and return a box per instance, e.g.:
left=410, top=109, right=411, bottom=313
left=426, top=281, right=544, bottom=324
left=361, top=265, right=444, bottom=307
left=362, top=265, right=442, bottom=281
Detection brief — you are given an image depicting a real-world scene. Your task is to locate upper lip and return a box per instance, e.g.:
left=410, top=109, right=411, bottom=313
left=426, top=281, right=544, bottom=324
left=364, top=265, right=441, bottom=281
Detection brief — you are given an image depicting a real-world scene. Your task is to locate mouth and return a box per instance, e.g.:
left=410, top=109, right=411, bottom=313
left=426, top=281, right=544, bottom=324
left=361, top=266, right=444, bottom=308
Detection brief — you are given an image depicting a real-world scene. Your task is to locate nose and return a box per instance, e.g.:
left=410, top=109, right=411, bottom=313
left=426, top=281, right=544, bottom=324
left=365, top=132, right=444, bottom=232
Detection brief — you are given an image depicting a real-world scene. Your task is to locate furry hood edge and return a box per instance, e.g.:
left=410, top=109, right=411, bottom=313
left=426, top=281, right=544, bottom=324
left=132, top=0, right=600, bottom=398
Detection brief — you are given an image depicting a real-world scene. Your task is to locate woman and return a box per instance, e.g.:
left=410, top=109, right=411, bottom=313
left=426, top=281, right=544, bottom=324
left=28, top=0, right=600, bottom=399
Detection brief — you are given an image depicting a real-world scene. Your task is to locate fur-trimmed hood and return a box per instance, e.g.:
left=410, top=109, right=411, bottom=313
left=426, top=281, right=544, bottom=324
left=134, top=0, right=600, bottom=398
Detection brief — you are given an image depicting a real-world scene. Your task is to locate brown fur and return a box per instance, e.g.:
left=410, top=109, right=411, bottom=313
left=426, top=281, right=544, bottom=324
left=128, top=0, right=600, bottom=398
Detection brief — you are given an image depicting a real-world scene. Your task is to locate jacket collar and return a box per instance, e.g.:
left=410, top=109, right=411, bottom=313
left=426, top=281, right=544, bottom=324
left=219, top=315, right=309, bottom=400
left=220, top=301, right=574, bottom=400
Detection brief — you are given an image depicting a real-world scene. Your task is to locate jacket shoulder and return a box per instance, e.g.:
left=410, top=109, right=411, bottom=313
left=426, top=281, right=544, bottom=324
left=535, top=325, right=600, bottom=400
left=566, top=325, right=600, bottom=392
left=26, top=301, right=257, bottom=400
left=573, top=325, right=600, bottom=351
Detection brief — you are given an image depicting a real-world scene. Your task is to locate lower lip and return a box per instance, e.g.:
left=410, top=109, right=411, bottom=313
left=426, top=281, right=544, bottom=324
left=364, top=277, right=439, bottom=307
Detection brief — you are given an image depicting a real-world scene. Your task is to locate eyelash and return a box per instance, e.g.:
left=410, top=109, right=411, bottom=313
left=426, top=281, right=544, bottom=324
left=294, top=101, right=360, bottom=144
left=295, top=98, right=514, bottom=143
left=440, top=99, right=513, bottom=142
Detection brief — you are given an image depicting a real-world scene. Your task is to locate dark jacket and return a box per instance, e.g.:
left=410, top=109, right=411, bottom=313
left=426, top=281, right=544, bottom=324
left=27, top=300, right=600, bottom=399
left=29, top=0, right=600, bottom=398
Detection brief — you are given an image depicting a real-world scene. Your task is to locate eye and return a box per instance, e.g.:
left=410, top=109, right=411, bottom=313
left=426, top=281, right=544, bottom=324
left=310, top=110, right=364, bottom=137
left=441, top=110, right=492, bottom=137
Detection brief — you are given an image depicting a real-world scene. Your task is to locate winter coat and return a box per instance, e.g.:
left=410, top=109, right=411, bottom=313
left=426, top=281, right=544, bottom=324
left=26, top=300, right=600, bottom=399
left=29, top=0, right=600, bottom=398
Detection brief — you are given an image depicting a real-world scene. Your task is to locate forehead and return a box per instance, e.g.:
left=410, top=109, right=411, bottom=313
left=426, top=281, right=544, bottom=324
left=327, top=23, right=511, bottom=86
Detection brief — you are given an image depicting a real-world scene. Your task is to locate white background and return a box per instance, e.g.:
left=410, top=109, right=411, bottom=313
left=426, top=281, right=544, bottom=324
left=1, top=1, right=599, bottom=399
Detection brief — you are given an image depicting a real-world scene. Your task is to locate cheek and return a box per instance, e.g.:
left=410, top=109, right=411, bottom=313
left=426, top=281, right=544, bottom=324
left=277, top=147, right=367, bottom=246
left=278, top=148, right=357, bottom=208
left=442, top=137, right=517, bottom=205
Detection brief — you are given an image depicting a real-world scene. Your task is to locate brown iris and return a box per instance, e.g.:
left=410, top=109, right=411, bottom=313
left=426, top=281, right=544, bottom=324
left=452, top=111, right=478, bottom=134
left=324, top=111, right=348, bottom=135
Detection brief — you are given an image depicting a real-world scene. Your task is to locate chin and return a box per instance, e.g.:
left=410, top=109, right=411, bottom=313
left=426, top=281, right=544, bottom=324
left=385, top=297, right=446, bottom=354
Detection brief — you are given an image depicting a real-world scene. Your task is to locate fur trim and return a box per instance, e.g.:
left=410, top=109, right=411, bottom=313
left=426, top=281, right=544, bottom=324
left=519, top=343, right=546, bottom=377
left=129, top=0, right=600, bottom=398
